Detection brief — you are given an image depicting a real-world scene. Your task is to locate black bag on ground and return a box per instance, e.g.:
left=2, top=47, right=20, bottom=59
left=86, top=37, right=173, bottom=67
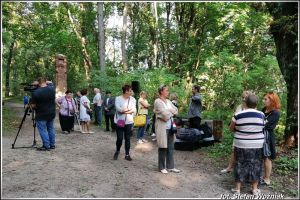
left=176, top=128, right=203, bottom=142
left=199, top=122, right=213, bottom=138
left=174, top=139, right=200, bottom=151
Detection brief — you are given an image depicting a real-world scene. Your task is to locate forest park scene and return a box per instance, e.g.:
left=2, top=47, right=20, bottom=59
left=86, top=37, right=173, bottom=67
left=1, top=1, right=298, bottom=199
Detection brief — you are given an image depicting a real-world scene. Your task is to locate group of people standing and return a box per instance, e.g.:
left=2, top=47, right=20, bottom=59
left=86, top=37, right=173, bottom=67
left=31, top=77, right=281, bottom=196
left=56, top=88, right=116, bottom=134
left=112, top=84, right=203, bottom=175
left=220, top=90, right=281, bottom=195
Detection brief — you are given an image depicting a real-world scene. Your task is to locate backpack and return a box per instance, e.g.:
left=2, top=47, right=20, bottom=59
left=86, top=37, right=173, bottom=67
left=176, top=128, right=203, bottom=142
left=199, top=122, right=213, bottom=138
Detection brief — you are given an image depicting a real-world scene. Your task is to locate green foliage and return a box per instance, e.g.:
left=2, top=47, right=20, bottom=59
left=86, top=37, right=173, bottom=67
left=274, top=149, right=298, bottom=175
left=2, top=106, right=19, bottom=136
left=207, top=128, right=233, bottom=159
left=91, top=68, right=183, bottom=103
left=1, top=2, right=288, bottom=142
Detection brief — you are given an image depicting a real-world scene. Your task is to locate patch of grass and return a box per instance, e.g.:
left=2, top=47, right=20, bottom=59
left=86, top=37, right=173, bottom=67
left=2, top=106, right=20, bottom=136
left=4, top=96, right=23, bottom=104
left=274, top=149, right=298, bottom=176
left=207, top=128, right=233, bottom=159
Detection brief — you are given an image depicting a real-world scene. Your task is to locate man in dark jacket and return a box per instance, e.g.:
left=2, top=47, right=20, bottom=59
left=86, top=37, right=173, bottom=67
left=30, top=77, right=56, bottom=151
left=103, top=91, right=116, bottom=132
left=188, top=85, right=202, bottom=130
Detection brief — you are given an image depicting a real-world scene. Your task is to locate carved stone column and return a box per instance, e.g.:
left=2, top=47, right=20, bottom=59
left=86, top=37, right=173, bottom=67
left=55, top=54, right=67, bottom=97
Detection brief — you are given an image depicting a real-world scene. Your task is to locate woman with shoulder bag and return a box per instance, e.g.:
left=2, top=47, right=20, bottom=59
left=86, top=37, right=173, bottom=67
left=137, top=91, right=151, bottom=144
left=154, top=84, right=180, bottom=174
left=260, top=92, right=281, bottom=186
left=56, top=90, right=78, bottom=134
left=80, top=89, right=94, bottom=134
left=113, top=84, right=137, bottom=161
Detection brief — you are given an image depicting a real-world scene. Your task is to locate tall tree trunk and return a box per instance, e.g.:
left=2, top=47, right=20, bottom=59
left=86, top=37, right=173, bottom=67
left=67, top=8, right=92, bottom=80
left=153, top=2, right=159, bottom=68
left=268, top=2, right=298, bottom=148
left=97, top=2, right=105, bottom=71
left=121, top=3, right=128, bottom=71
left=166, top=2, right=172, bottom=67
left=5, top=38, right=15, bottom=97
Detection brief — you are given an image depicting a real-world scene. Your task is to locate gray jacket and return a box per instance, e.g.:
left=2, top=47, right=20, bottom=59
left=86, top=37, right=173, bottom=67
left=187, top=92, right=202, bottom=118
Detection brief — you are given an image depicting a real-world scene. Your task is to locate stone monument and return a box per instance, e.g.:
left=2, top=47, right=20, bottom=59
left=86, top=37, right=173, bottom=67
left=55, top=54, right=67, bottom=98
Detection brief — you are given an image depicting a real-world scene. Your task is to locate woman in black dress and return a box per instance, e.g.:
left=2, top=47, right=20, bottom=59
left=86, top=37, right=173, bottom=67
left=261, top=92, right=281, bottom=186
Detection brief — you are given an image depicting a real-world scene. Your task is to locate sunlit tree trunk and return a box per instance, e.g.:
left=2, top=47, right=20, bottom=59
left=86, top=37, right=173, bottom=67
left=5, top=38, right=15, bottom=97
left=121, top=3, right=128, bottom=71
left=153, top=2, right=159, bottom=68
left=97, top=2, right=105, bottom=71
left=67, top=8, right=92, bottom=80
left=166, top=2, right=172, bottom=67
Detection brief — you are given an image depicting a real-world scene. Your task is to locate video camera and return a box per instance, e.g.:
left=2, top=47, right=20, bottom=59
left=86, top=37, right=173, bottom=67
left=24, top=84, right=39, bottom=92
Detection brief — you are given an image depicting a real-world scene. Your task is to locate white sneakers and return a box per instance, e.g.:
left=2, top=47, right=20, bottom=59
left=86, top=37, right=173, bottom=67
left=137, top=139, right=148, bottom=144
left=160, top=168, right=181, bottom=174
left=168, top=168, right=181, bottom=173
left=231, top=188, right=240, bottom=195
left=252, top=189, right=261, bottom=195
left=220, top=168, right=232, bottom=173
left=137, top=139, right=144, bottom=144
left=230, top=188, right=261, bottom=195
left=151, top=133, right=156, bottom=137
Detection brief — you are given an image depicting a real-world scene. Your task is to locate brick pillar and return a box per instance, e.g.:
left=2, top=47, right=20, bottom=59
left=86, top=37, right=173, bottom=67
left=55, top=54, right=67, bottom=98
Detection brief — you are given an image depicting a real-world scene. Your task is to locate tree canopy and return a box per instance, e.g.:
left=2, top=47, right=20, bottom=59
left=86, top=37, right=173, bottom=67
left=2, top=2, right=298, bottom=145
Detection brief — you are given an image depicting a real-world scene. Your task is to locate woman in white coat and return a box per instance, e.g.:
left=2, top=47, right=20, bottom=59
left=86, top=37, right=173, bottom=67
left=154, top=84, right=181, bottom=174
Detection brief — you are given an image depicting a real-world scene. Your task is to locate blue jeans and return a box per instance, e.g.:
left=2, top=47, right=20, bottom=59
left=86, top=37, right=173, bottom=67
left=94, top=106, right=102, bottom=126
left=36, top=119, right=55, bottom=149
left=137, top=115, right=149, bottom=139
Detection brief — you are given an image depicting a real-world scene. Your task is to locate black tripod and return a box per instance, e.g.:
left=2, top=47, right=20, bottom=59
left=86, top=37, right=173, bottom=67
left=12, top=104, right=37, bottom=149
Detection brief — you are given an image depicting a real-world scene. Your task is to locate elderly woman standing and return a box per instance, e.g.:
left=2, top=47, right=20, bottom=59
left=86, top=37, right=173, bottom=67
left=80, top=89, right=94, bottom=134
left=154, top=84, right=181, bottom=174
left=230, top=94, right=265, bottom=195
left=56, top=90, right=78, bottom=134
left=221, top=90, right=252, bottom=173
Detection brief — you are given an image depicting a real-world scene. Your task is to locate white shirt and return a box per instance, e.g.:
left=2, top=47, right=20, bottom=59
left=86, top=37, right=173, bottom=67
left=93, top=93, right=102, bottom=106
left=114, top=96, right=137, bottom=124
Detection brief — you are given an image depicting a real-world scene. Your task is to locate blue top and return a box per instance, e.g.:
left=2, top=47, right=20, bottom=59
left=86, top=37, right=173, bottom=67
left=23, top=95, right=29, bottom=104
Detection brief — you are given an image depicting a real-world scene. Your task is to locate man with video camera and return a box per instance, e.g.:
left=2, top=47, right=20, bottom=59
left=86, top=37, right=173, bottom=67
left=30, top=77, right=56, bottom=151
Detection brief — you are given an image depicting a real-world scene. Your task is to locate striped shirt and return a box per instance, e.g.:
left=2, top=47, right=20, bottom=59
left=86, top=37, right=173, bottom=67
left=232, top=108, right=265, bottom=149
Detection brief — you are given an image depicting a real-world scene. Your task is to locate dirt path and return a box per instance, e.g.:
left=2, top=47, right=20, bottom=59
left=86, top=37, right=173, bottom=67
left=2, top=102, right=277, bottom=198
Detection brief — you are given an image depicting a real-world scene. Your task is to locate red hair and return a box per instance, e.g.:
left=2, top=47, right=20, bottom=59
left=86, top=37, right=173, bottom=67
left=265, top=92, right=281, bottom=110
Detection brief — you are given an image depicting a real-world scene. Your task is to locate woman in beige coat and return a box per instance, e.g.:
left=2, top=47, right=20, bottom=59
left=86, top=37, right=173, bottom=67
left=154, top=85, right=181, bottom=174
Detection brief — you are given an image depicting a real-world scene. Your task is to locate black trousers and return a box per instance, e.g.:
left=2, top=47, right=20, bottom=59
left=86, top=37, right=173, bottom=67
left=189, top=116, right=201, bottom=130
left=59, top=113, right=75, bottom=132
left=116, top=124, right=133, bottom=155
left=151, top=114, right=156, bottom=133
left=105, top=114, right=115, bottom=131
